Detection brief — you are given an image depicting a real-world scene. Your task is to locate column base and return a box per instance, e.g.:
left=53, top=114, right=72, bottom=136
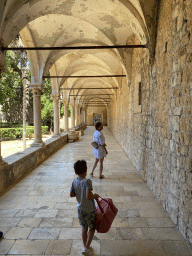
left=31, top=142, right=45, bottom=147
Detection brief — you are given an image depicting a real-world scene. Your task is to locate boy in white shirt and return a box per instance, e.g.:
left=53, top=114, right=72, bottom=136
left=70, top=160, right=99, bottom=256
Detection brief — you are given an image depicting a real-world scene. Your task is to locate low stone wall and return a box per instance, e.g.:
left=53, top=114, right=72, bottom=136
left=75, top=123, right=87, bottom=131
left=0, top=134, right=68, bottom=196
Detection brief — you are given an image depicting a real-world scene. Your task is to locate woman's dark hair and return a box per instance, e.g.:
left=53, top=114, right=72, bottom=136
left=95, top=121, right=102, bottom=130
left=74, top=160, right=87, bottom=174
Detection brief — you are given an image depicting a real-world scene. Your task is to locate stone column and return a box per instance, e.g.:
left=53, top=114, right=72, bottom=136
left=0, top=141, right=8, bottom=169
left=84, top=108, right=86, bottom=123
left=0, top=51, right=8, bottom=168
left=107, top=108, right=109, bottom=126
left=31, top=87, right=44, bottom=147
left=52, top=95, right=60, bottom=137
left=70, top=103, right=75, bottom=129
left=84, top=108, right=87, bottom=123
left=78, top=106, right=81, bottom=125
left=75, top=104, right=79, bottom=127
left=63, top=100, right=68, bottom=131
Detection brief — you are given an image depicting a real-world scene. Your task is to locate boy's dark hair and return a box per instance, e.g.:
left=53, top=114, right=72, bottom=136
left=74, top=160, right=87, bottom=175
left=95, top=121, right=102, bottom=130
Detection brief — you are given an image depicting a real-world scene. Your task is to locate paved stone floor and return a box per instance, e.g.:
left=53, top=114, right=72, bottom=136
left=0, top=127, right=192, bottom=256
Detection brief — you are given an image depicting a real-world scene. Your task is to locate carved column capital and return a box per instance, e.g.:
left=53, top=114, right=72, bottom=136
left=30, top=84, right=42, bottom=95
left=52, top=94, right=60, bottom=101
left=63, top=99, right=69, bottom=105
left=70, top=102, right=75, bottom=107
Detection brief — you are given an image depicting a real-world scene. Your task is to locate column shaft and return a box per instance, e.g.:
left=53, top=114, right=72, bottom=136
left=0, top=140, right=8, bottom=169
left=31, top=88, right=44, bottom=146
left=70, top=104, right=75, bottom=129
left=52, top=95, right=60, bottom=136
left=78, top=106, right=81, bottom=125
left=64, top=101, right=68, bottom=131
left=0, top=51, right=8, bottom=167
left=75, top=105, right=78, bottom=126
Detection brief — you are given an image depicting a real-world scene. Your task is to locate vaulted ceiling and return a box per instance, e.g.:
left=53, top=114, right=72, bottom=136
left=0, top=0, right=158, bottom=107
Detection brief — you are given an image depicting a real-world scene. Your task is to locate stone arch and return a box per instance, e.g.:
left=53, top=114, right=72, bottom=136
left=1, top=0, right=152, bottom=50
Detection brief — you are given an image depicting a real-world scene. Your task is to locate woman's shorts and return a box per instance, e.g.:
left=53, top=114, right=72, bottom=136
left=78, top=208, right=96, bottom=229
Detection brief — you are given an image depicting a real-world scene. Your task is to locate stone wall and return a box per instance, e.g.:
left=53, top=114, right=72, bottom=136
left=86, top=107, right=107, bottom=126
left=0, top=134, right=68, bottom=196
left=108, top=0, right=192, bottom=245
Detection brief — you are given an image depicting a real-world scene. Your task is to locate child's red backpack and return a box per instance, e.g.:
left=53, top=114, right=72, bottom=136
left=95, top=197, right=118, bottom=233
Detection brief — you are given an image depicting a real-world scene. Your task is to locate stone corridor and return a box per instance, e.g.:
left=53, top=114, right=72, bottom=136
left=0, top=127, right=192, bottom=256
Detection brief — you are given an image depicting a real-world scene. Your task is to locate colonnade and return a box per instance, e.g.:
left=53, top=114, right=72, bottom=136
left=0, top=82, right=87, bottom=166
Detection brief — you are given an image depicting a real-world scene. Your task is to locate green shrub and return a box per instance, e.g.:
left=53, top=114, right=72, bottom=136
left=0, top=122, right=21, bottom=128
left=0, top=126, right=48, bottom=139
left=42, top=126, right=48, bottom=133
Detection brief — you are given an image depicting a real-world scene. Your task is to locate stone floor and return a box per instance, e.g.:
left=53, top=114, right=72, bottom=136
left=0, top=127, right=192, bottom=256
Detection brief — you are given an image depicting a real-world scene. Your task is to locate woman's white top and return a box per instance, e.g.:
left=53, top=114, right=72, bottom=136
left=93, top=130, right=107, bottom=159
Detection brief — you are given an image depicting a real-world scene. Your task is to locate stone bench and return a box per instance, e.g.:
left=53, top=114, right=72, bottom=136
left=68, top=131, right=79, bottom=143
left=79, top=129, right=84, bottom=136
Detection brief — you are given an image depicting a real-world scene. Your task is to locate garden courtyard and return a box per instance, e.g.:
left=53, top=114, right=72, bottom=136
left=1, top=135, right=52, bottom=158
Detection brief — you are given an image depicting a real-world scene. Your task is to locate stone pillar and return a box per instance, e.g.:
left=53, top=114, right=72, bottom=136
left=0, top=51, right=8, bottom=168
left=82, top=108, right=84, bottom=123
left=85, top=109, right=87, bottom=123
left=70, top=103, right=75, bottom=129
left=63, top=100, right=68, bottom=131
left=84, top=108, right=86, bottom=123
left=75, top=104, right=79, bottom=127
left=0, top=141, right=8, bottom=169
left=52, top=95, right=60, bottom=137
left=107, top=108, right=109, bottom=126
left=31, top=87, right=44, bottom=147
left=78, top=106, right=81, bottom=125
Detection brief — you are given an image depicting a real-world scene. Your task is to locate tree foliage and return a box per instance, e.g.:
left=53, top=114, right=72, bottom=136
left=0, top=38, right=70, bottom=128
left=41, top=76, right=53, bottom=129
left=0, top=50, right=24, bottom=122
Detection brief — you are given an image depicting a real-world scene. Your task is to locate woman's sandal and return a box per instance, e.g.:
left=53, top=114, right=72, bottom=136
left=99, top=175, right=104, bottom=179
left=90, top=172, right=93, bottom=176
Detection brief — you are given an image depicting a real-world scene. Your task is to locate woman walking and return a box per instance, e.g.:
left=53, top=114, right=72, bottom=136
left=91, top=122, right=108, bottom=179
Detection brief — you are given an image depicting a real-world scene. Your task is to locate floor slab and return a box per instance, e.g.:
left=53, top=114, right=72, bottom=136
left=0, top=127, right=192, bottom=255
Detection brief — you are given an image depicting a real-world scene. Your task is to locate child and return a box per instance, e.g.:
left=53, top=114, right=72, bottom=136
left=70, top=160, right=99, bottom=256
left=91, top=122, right=108, bottom=179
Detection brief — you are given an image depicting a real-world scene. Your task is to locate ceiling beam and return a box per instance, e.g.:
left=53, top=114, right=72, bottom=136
left=80, top=101, right=111, bottom=104
left=69, top=94, right=114, bottom=96
left=61, top=87, right=118, bottom=90
left=85, top=105, right=108, bottom=107
left=1, top=45, right=147, bottom=51
left=44, top=75, right=126, bottom=79
left=79, top=100, right=111, bottom=102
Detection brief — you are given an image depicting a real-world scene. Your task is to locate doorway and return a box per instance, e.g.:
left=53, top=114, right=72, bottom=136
left=93, top=113, right=103, bottom=125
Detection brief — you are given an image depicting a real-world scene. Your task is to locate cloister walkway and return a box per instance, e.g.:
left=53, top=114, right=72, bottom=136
left=0, top=127, right=192, bottom=256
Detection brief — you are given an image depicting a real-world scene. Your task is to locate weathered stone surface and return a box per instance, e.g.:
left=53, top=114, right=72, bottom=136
left=0, top=134, right=68, bottom=196
left=108, top=0, right=192, bottom=247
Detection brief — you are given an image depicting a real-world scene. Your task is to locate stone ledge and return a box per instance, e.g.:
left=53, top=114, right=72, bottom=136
left=74, top=123, right=87, bottom=131
left=68, top=131, right=79, bottom=142
left=0, top=134, right=68, bottom=196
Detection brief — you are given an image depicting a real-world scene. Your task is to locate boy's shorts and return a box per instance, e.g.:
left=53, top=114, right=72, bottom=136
left=77, top=208, right=96, bottom=229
